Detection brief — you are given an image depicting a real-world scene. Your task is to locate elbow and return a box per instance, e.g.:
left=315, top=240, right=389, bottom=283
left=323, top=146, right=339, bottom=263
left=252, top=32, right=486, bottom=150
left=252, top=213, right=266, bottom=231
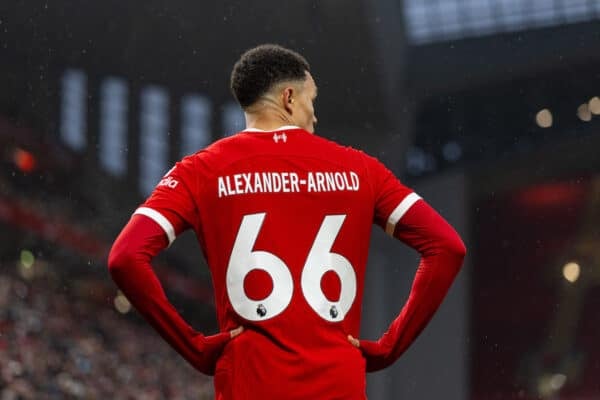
left=107, top=240, right=135, bottom=274
left=107, top=215, right=164, bottom=280
left=441, top=232, right=467, bottom=268
left=452, top=236, right=467, bottom=260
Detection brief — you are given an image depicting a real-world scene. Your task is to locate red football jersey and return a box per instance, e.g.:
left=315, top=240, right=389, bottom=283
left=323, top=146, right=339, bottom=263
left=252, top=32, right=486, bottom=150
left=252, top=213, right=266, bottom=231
left=136, top=126, right=419, bottom=399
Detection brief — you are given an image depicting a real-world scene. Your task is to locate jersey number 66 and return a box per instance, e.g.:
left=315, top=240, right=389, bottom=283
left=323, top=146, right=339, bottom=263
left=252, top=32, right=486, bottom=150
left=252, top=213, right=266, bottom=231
left=226, top=213, right=357, bottom=322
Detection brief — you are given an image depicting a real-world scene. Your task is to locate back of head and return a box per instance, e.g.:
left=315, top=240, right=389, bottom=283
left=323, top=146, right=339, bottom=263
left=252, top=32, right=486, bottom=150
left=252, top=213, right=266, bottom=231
left=230, top=44, right=310, bottom=109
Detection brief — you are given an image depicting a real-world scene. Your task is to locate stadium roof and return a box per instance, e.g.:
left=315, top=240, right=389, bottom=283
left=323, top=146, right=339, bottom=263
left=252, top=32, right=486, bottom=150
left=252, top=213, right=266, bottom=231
left=404, top=0, right=600, bottom=45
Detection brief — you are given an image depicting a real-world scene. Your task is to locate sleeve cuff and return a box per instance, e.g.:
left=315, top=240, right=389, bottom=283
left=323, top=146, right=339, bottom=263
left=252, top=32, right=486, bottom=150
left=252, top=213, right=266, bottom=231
left=385, top=193, right=421, bottom=235
left=133, top=207, right=177, bottom=246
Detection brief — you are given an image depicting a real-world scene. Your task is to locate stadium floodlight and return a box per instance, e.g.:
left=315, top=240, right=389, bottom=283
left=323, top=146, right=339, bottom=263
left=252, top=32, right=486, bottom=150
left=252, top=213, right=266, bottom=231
left=588, top=96, right=600, bottom=115
left=562, top=262, right=580, bottom=283
left=114, top=291, right=132, bottom=314
left=576, top=104, right=592, bottom=122
left=535, top=109, right=553, bottom=128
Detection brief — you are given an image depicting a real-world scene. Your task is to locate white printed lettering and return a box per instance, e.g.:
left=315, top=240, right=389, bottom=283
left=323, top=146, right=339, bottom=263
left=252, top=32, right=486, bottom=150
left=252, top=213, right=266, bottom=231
left=225, top=176, right=235, bottom=196
left=158, top=176, right=179, bottom=189
left=262, top=172, right=272, bottom=192
left=243, top=173, right=254, bottom=193
left=325, top=172, right=335, bottom=191
left=218, top=177, right=227, bottom=198
left=272, top=173, right=282, bottom=192
left=290, top=173, right=300, bottom=192
left=350, top=171, right=359, bottom=190
left=334, top=173, right=345, bottom=190
left=281, top=172, right=290, bottom=193
left=216, top=171, right=361, bottom=197
left=307, top=173, right=316, bottom=192
left=234, top=174, right=243, bottom=194
left=254, top=172, right=263, bottom=192
left=316, top=173, right=326, bottom=192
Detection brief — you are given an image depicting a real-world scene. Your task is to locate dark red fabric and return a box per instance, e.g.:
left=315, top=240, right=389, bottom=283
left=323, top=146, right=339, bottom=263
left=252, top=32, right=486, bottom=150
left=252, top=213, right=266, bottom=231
left=108, top=127, right=466, bottom=398
left=108, top=214, right=230, bottom=375
left=359, top=200, right=466, bottom=372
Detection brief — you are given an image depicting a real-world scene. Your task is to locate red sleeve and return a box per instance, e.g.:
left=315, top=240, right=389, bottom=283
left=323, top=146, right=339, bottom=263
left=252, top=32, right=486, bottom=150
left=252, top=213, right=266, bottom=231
left=361, top=155, right=466, bottom=372
left=134, top=156, right=200, bottom=245
left=107, top=214, right=230, bottom=375
left=365, top=155, right=418, bottom=232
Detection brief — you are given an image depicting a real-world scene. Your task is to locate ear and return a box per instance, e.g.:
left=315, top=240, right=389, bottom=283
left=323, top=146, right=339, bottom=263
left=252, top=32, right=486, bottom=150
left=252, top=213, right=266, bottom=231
left=283, top=87, right=294, bottom=114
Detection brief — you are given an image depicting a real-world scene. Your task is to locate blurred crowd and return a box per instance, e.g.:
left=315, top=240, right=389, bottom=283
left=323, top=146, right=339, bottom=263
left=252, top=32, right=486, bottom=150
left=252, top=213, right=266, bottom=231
left=0, top=271, right=214, bottom=400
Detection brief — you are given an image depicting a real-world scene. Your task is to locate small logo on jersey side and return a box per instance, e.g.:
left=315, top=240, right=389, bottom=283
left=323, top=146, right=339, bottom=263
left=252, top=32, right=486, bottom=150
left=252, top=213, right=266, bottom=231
left=256, top=304, right=267, bottom=317
left=273, top=133, right=287, bottom=143
left=329, top=305, right=338, bottom=319
left=158, top=175, right=179, bottom=189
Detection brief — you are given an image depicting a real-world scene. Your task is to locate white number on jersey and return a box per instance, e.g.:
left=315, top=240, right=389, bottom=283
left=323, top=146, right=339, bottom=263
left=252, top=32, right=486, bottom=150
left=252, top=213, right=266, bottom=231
left=226, top=213, right=357, bottom=322
left=226, top=213, right=294, bottom=321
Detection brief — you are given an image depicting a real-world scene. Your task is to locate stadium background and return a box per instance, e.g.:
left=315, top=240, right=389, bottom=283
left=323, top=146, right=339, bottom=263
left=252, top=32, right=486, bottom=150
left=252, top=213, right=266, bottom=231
left=1, top=1, right=600, bottom=398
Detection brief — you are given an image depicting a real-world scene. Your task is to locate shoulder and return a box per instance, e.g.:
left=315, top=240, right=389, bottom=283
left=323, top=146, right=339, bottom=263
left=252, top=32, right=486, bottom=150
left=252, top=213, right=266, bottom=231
left=320, top=139, right=396, bottom=184
left=183, top=134, right=239, bottom=160
left=178, top=134, right=249, bottom=179
left=308, top=133, right=374, bottom=163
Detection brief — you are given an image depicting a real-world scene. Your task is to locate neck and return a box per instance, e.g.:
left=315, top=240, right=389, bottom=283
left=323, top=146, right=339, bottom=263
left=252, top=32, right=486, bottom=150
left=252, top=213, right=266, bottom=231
left=244, top=105, right=296, bottom=131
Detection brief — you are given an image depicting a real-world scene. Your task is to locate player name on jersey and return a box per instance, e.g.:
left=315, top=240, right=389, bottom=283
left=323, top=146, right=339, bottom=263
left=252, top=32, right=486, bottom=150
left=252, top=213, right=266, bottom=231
left=217, top=171, right=360, bottom=198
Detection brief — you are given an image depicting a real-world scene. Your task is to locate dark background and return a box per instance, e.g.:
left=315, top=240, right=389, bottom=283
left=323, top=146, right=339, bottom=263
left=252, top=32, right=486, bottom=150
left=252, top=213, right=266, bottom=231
left=1, top=1, right=600, bottom=399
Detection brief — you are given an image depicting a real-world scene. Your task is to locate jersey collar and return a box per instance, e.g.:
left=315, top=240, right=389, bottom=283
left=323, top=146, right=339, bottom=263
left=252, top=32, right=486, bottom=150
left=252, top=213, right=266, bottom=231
left=242, top=125, right=300, bottom=132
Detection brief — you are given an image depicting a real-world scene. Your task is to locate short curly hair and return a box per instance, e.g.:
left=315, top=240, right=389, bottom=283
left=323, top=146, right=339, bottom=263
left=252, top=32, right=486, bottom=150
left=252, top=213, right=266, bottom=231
left=230, top=44, right=310, bottom=109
